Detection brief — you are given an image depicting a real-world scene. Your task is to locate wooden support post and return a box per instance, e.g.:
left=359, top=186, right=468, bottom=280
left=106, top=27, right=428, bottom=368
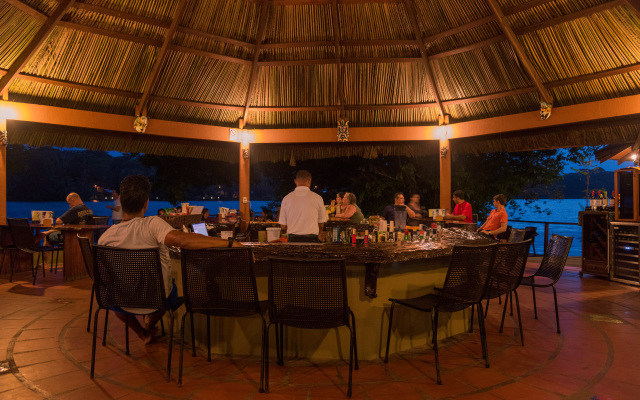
left=239, top=144, right=250, bottom=232
left=0, top=115, right=6, bottom=224
left=439, top=138, right=451, bottom=210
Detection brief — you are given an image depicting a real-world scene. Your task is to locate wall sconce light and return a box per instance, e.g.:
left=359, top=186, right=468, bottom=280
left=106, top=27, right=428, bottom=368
left=440, top=145, right=448, bottom=159
left=0, top=130, right=7, bottom=146
left=242, top=147, right=250, bottom=159
left=633, top=152, right=638, bottom=167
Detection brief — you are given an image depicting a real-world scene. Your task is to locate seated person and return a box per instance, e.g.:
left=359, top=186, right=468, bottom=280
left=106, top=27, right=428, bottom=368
left=477, top=194, right=508, bottom=238
left=406, top=194, right=425, bottom=218
left=335, top=192, right=365, bottom=223
left=44, top=192, right=94, bottom=245
left=157, top=208, right=166, bottom=216
left=202, top=208, right=217, bottom=223
left=330, top=192, right=346, bottom=215
left=381, top=192, right=416, bottom=222
left=99, top=175, right=242, bottom=344
left=444, top=190, right=473, bottom=223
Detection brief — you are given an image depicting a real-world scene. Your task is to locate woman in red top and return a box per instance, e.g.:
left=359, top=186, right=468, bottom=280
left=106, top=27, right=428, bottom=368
left=477, top=194, right=508, bottom=237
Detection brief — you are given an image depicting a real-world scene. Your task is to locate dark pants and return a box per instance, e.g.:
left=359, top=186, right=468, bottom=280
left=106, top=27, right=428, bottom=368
left=288, top=234, right=321, bottom=243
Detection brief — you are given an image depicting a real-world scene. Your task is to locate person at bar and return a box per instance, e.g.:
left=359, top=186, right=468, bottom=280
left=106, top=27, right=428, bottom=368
left=279, top=170, right=327, bottom=242
left=41, top=192, right=94, bottom=245
left=335, top=192, right=365, bottom=223
left=477, top=194, right=508, bottom=238
left=330, top=192, right=346, bottom=215
left=407, top=194, right=425, bottom=218
left=99, top=175, right=242, bottom=344
left=444, top=190, right=473, bottom=223
left=106, top=189, right=122, bottom=224
left=381, top=192, right=416, bottom=222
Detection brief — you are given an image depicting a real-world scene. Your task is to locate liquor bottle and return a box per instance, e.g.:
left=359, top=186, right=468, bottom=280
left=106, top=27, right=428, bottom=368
left=590, top=190, right=596, bottom=211
left=404, top=228, right=410, bottom=241
left=351, top=228, right=357, bottom=244
left=364, top=229, right=369, bottom=244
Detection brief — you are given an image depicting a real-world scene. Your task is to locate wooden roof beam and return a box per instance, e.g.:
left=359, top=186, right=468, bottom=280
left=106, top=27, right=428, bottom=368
left=624, top=0, right=640, bottom=19
left=135, top=0, right=188, bottom=116
left=403, top=0, right=445, bottom=117
left=486, top=0, right=552, bottom=104
left=242, top=1, right=271, bottom=124
left=0, top=0, right=75, bottom=94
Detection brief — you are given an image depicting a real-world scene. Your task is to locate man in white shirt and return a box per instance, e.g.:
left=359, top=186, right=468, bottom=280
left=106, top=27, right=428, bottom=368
left=99, top=175, right=241, bottom=344
left=279, top=170, right=327, bottom=243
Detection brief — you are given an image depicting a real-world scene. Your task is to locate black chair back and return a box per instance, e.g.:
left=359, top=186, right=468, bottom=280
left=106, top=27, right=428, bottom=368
left=77, top=235, right=94, bottom=280
left=488, top=240, right=531, bottom=299
left=439, top=244, right=497, bottom=312
left=92, top=216, right=110, bottom=225
left=181, top=247, right=261, bottom=316
left=508, top=228, right=527, bottom=243
left=7, top=218, right=38, bottom=252
left=268, top=257, right=349, bottom=329
left=92, top=245, right=167, bottom=311
left=534, top=234, right=573, bottom=284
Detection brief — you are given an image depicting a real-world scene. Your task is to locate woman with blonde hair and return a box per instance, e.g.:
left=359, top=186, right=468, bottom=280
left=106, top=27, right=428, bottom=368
left=335, top=192, right=365, bottom=223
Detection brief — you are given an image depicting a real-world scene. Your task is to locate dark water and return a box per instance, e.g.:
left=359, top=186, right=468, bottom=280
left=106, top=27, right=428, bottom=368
left=7, top=198, right=586, bottom=256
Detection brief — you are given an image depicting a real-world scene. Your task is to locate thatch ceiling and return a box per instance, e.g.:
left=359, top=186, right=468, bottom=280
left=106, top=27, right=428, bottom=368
left=1, top=0, right=640, bottom=155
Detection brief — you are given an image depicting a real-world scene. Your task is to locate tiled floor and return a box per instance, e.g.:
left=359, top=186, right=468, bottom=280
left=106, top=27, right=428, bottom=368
left=1, top=260, right=639, bottom=400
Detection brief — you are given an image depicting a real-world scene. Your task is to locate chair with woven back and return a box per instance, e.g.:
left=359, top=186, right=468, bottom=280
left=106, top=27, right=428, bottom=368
left=266, top=257, right=358, bottom=397
left=508, top=228, right=527, bottom=243
left=178, top=247, right=268, bottom=390
left=384, top=243, right=498, bottom=385
left=481, top=240, right=531, bottom=345
left=77, top=235, right=96, bottom=332
left=521, top=234, right=573, bottom=334
left=90, top=244, right=182, bottom=382
left=7, top=218, right=59, bottom=285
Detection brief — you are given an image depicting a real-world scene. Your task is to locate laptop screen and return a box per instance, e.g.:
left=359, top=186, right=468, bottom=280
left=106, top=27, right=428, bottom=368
left=192, top=222, right=208, bottom=236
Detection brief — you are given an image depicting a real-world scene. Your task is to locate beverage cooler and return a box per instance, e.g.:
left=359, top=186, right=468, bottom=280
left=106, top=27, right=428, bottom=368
left=610, top=222, right=640, bottom=285
left=579, top=211, right=611, bottom=278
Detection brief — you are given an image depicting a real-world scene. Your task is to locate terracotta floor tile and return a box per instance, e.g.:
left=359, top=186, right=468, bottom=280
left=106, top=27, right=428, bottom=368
left=35, top=370, right=94, bottom=395
left=0, top=373, right=25, bottom=393
left=0, top=386, right=45, bottom=400
left=12, top=348, right=66, bottom=366
left=490, top=382, right=565, bottom=400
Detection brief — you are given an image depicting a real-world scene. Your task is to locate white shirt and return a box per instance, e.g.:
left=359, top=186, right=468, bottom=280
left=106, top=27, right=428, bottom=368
left=279, top=186, right=327, bottom=235
left=112, top=198, right=123, bottom=222
left=98, top=216, right=174, bottom=313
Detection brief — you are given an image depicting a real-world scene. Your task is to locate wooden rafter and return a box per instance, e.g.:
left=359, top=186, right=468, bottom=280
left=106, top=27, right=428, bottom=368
left=135, top=0, right=188, bottom=116
left=242, top=1, right=271, bottom=124
left=403, top=0, right=445, bottom=117
left=486, top=0, right=552, bottom=104
left=332, top=0, right=345, bottom=117
left=627, top=0, right=640, bottom=18
left=72, top=2, right=172, bottom=28
left=0, top=0, right=75, bottom=94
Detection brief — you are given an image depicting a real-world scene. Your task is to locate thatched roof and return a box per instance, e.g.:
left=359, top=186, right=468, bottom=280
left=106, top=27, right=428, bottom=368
left=1, top=0, right=640, bottom=158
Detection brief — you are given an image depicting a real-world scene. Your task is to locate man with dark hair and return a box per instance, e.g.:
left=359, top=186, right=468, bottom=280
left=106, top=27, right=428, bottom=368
left=381, top=192, right=416, bottom=222
left=279, top=170, right=327, bottom=242
left=99, top=175, right=241, bottom=344
left=445, top=189, right=473, bottom=223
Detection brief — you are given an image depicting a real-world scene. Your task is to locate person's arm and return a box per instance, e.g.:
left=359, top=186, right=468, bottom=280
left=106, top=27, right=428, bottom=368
left=486, top=222, right=507, bottom=236
left=164, top=230, right=242, bottom=249
left=336, top=204, right=356, bottom=219
left=405, top=206, right=416, bottom=218
left=447, top=213, right=466, bottom=221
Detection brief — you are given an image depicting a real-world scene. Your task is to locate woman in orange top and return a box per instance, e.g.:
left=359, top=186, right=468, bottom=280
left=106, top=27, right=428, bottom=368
left=477, top=194, right=508, bottom=237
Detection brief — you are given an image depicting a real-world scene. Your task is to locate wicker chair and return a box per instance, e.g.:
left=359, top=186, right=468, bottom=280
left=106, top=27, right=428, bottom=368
left=384, top=244, right=497, bottom=385
left=90, top=245, right=182, bottom=382
left=482, top=240, right=531, bottom=345
left=508, top=228, right=527, bottom=243
left=7, top=218, right=59, bottom=285
left=266, top=257, right=358, bottom=397
left=179, top=248, right=268, bottom=390
left=524, top=227, right=539, bottom=255
left=521, top=234, right=573, bottom=334
left=77, top=235, right=96, bottom=332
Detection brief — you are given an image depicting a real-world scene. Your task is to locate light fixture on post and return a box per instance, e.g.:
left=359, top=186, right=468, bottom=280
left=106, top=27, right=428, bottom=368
left=230, top=128, right=254, bottom=159
left=0, top=130, right=7, bottom=146
left=438, top=114, right=450, bottom=159
left=633, top=151, right=639, bottom=167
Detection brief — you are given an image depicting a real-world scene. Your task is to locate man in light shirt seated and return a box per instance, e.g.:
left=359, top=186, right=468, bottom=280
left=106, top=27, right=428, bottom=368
left=99, top=175, right=242, bottom=344
left=278, top=170, right=327, bottom=243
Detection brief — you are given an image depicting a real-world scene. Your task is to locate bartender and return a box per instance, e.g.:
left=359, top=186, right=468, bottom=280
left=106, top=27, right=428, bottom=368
left=444, top=190, right=473, bottom=223
left=279, top=170, right=327, bottom=242
left=381, top=192, right=416, bottom=222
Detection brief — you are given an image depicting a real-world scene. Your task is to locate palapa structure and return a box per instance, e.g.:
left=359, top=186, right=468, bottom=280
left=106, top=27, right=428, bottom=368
left=1, top=0, right=640, bottom=221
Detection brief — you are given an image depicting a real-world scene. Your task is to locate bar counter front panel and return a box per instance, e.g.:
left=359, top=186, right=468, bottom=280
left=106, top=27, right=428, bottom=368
left=168, top=237, right=491, bottom=361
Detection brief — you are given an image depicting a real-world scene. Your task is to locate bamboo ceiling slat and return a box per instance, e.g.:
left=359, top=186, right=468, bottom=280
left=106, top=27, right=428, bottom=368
left=0, top=3, right=43, bottom=69
left=181, top=0, right=259, bottom=44
left=251, top=65, right=335, bottom=108
left=415, top=0, right=492, bottom=39
left=339, top=2, right=412, bottom=40
left=64, top=6, right=167, bottom=42
left=444, top=92, right=539, bottom=122
left=267, top=3, right=333, bottom=43
left=148, top=100, right=242, bottom=127
left=172, top=31, right=253, bottom=61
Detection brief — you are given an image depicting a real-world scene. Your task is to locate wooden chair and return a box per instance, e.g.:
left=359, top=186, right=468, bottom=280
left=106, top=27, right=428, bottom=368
left=266, top=257, right=358, bottom=397
left=384, top=244, right=497, bottom=384
left=521, top=234, right=573, bottom=334
left=179, top=247, right=268, bottom=390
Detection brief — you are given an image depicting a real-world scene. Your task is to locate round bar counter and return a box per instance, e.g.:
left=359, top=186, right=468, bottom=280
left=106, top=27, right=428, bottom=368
left=167, top=235, right=491, bottom=362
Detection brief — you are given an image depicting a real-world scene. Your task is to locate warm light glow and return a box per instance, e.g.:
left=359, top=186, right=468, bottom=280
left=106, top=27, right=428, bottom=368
left=435, top=125, right=451, bottom=141
left=229, top=128, right=255, bottom=147
left=633, top=153, right=637, bottom=161
left=0, top=101, right=18, bottom=129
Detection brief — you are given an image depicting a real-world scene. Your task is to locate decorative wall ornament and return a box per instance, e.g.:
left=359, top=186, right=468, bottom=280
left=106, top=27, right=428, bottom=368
left=134, top=115, right=148, bottom=133
left=440, top=145, right=448, bottom=159
left=0, top=130, right=7, bottom=146
left=540, top=101, right=552, bottom=120
left=337, top=118, right=349, bottom=142
left=242, top=148, right=250, bottom=159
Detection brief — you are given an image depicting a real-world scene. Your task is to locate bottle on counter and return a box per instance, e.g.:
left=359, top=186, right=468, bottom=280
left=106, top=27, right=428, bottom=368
left=364, top=229, right=369, bottom=244
left=590, top=190, right=596, bottom=211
